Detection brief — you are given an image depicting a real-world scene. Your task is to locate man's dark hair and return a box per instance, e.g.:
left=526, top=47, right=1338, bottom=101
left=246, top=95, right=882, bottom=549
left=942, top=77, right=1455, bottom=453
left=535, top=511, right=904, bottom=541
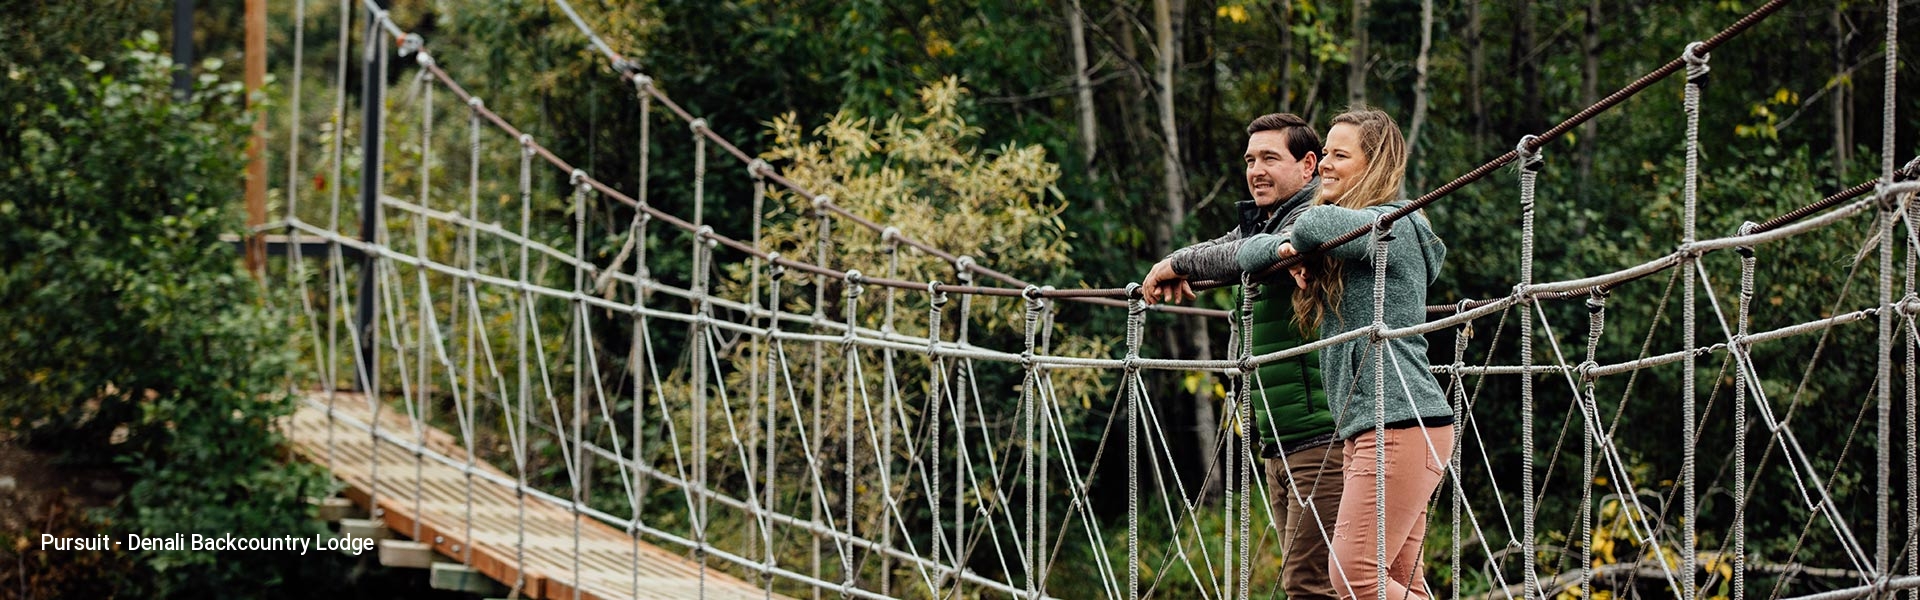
left=1245, top=113, right=1322, bottom=163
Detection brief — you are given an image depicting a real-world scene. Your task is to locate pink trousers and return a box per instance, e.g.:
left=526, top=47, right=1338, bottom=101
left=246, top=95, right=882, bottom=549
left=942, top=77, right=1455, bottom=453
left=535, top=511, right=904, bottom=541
left=1328, top=425, right=1453, bottom=600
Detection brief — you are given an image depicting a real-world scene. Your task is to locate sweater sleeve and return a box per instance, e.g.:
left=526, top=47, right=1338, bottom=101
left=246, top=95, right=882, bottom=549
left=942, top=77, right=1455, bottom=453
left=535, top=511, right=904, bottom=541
left=1235, top=233, right=1286, bottom=273
left=1164, top=229, right=1245, bottom=281
left=1290, top=203, right=1399, bottom=261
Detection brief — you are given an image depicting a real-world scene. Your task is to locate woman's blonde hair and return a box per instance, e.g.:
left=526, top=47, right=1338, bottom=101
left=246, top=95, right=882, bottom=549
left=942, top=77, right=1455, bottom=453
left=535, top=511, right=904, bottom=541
left=1293, top=106, right=1408, bottom=334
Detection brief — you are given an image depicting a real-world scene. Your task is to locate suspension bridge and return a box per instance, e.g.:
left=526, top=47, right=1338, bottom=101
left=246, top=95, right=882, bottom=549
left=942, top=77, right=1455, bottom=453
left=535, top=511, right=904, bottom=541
left=260, top=0, right=1920, bottom=598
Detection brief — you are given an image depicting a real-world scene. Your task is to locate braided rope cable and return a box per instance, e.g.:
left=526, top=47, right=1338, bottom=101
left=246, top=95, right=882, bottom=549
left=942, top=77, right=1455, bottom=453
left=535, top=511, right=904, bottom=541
left=879, top=235, right=900, bottom=598
left=842, top=271, right=864, bottom=595
left=1124, top=285, right=1144, bottom=600
left=321, top=0, right=350, bottom=477
left=571, top=172, right=590, bottom=600
left=1370, top=218, right=1392, bottom=600
left=1908, top=185, right=1919, bottom=600
left=1450, top=310, right=1469, bottom=600
left=1878, top=0, right=1901, bottom=580
left=1582, top=292, right=1606, bottom=600
left=1516, top=133, right=1542, bottom=600
left=1681, top=42, right=1710, bottom=599
left=763, top=262, right=785, bottom=597
left=1236, top=277, right=1254, bottom=600
left=461, top=86, right=482, bottom=569
left=410, top=53, right=436, bottom=548
left=1735, top=226, right=1755, bottom=600
left=362, top=9, right=391, bottom=529
left=926, top=282, right=947, bottom=583
left=690, top=123, right=714, bottom=596
left=1021, top=286, right=1042, bottom=599
left=513, top=126, right=534, bottom=595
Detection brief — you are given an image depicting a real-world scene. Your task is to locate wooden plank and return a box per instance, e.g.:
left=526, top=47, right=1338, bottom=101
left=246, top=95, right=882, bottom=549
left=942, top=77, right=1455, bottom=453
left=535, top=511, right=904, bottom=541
left=285, top=392, right=783, bottom=600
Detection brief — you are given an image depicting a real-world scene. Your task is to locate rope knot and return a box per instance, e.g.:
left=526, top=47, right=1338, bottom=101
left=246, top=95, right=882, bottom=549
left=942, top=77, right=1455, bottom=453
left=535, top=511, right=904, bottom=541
left=955, top=255, right=976, bottom=281
left=881, top=226, right=902, bottom=244
left=569, top=169, right=589, bottom=187
left=1514, top=135, right=1543, bottom=173
left=747, top=158, right=771, bottom=180
left=1510, top=283, right=1532, bottom=303
left=632, top=74, right=654, bottom=94
left=1586, top=292, right=1608, bottom=313
left=844, top=269, right=866, bottom=297
left=1124, top=282, right=1145, bottom=302
left=811, top=194, right=833, bottom=214
left=1371, top=214, right=1397, bottom=243
left=467, top=97, right=484, bottom=109
left=687, top=118, right=708, bottom=134
left=1682, top=42, right=1712, bottom=83
left=518, top=134, right=536, bottom=155
left=1575, top=360, right=1600, bottom=381
left=1898, top=156, right=1920, bottom=181
left=414, top=51, right=435, bottom=69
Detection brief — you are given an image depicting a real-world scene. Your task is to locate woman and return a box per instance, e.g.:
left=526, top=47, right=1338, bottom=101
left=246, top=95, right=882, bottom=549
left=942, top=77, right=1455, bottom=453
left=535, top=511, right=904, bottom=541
left=1235, top=107, right=1453, bottom=600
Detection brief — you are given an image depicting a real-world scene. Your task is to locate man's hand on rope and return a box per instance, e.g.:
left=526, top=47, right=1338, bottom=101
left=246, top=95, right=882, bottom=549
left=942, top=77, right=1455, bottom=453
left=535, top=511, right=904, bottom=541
left=1141, top=258, right=1194, bottom=305
left=1278, top=242, right=1310, bottom=289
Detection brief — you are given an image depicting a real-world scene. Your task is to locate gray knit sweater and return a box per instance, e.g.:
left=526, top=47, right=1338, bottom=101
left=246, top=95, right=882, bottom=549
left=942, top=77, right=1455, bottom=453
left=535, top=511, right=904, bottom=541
left=1235, top=201, right=1452, bottom=441
left=1164, top=178, right=1320, bottom=281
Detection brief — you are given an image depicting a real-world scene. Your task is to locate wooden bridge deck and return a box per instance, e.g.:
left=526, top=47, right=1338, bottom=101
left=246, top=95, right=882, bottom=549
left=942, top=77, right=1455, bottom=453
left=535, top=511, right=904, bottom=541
left=286, top=392, right=782, bottom=600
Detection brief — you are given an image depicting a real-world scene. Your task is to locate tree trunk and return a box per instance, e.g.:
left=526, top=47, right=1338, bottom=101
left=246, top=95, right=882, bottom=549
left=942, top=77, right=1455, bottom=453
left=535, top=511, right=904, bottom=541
left=1513, top=0, right=1541, bottom=135
left=1468, top=0, right=1486, bottom=145
left=1070, top=0, right=1097, bottom=165
left=1154, top=0, right=1186, bottom=256
left=1346, top=0, right=1370, bottom=107
left=1276, top=0, right=1294, bottom=112
left=1832, top=6, right=1853, bottom=181
left=1407, top=0, right=1434, bottom=191
left=1577, top=0, right=1600, bottom=203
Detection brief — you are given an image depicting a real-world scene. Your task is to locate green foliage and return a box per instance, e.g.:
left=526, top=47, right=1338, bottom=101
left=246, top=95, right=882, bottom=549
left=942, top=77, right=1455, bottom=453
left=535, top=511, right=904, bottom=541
left=0, top=35, right=336, bottom=595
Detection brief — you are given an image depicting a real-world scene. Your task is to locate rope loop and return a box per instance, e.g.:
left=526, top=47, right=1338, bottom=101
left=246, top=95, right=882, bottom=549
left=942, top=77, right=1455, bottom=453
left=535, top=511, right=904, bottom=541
left=1898, top=155, right=1920, bottom=181
left=415, top=51, right=435, bottom=69
left=881, top=226, right=902, bottom=244
left=1372, top=213, right=1397, bottom=243
left=955, top=255, right=976, bottom=282
left=844, top=269, right=866, bottom=298
left=518, top=134, right=536, bottom=155
left=467, top=96, right=484, bottom=109
left=687, top=118, right=708, bottom=134
left=399, top=33, right=423, bottom=57
left=631, top=74, right=654, bottom=94
left=1022, top=284, right=1045, bottom=302
left=569, top=168, right=589, bottom=187
left=696, top=225, right=715, bottom=240
left=1515, top=135, right=1544, bottom=173
left=1124, top=282, right=1145, bottom=302
left=1682, top=41, right=1712, bottom=82
left=1736, top=221, right=1760, bottom=257
left=811, top=194, right=833, bottom=215
left=747, top=158, right=771, bottom=180
left=1586, top=292, right=1609, bottom=313
left=927, top=280, right=949, bottom=306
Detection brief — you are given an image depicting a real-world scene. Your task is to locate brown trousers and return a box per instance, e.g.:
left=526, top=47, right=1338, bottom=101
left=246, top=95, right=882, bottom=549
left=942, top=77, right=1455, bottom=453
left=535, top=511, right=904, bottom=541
left=1266, top=443, right=1345, bottom=600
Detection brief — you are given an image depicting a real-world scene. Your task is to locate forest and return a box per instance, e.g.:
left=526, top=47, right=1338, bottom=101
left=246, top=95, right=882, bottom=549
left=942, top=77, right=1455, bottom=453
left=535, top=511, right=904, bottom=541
left=2, top=0, right=1918, bottom=597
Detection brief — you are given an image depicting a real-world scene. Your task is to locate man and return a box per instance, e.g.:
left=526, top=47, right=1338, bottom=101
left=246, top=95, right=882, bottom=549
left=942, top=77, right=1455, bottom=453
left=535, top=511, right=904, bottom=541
left=1140, top=112, right=1342, bottom=599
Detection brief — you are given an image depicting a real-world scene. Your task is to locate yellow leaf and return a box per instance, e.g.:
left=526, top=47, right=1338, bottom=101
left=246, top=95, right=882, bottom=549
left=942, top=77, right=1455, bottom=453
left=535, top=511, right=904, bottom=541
left=1216, top=5, right=1251, bottom=23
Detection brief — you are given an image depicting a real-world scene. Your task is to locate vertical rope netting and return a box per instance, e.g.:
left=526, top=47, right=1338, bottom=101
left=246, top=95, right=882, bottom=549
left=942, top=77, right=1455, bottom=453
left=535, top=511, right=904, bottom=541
left=462, top=94, right=482, bottom=567
left=925, top=281, right=949, bottom=596
left=1879, top=0, right=1901, bottom=582
left=842, top=270, right=865, bottom=596
left=752, top=259, right=775, bottom=600
left=748, top=159, right=769, bottom=572
left=1124, top=284, right=1145, bottom=600
left=1021, top=285, right=1043, bottom=599
left=632, top=74, right=654, bottom=599
left=689, top=118, right=712, bottom=594
left=1236, top=276, right=1255, bottom=600
left=811, top=197, right=831, bottom=600
left=1906, top=188, right=1918, bottom=600
left=514, top=131, right=535, bottom=594
left=1580, top=291, right=1607, bottom=600
left=1369, top=216, right=1393, bottom=600
left=1450, top=309, right=1470, bottom=600
left=1037, top=286, right=1056, bottom=596
left=1735, top=224, right=1757, bottom=600
left=364, top=13, right=389, bottom=528
left=1515, top=134, right=1542, bottom=600
left=953, top=258, right=974, bottom=599
left=879, top=231, right=901, bottom=598
left=570, top=169, right=590, bottom=600
left=410, top=61, right=435, bottom=545
left=1681, top=41, right=1710, bottom=600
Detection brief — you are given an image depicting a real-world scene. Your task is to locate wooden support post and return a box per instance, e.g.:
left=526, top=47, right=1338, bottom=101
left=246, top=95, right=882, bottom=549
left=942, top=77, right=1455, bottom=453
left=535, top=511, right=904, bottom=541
left=244, top=0, right=267, bottom=279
